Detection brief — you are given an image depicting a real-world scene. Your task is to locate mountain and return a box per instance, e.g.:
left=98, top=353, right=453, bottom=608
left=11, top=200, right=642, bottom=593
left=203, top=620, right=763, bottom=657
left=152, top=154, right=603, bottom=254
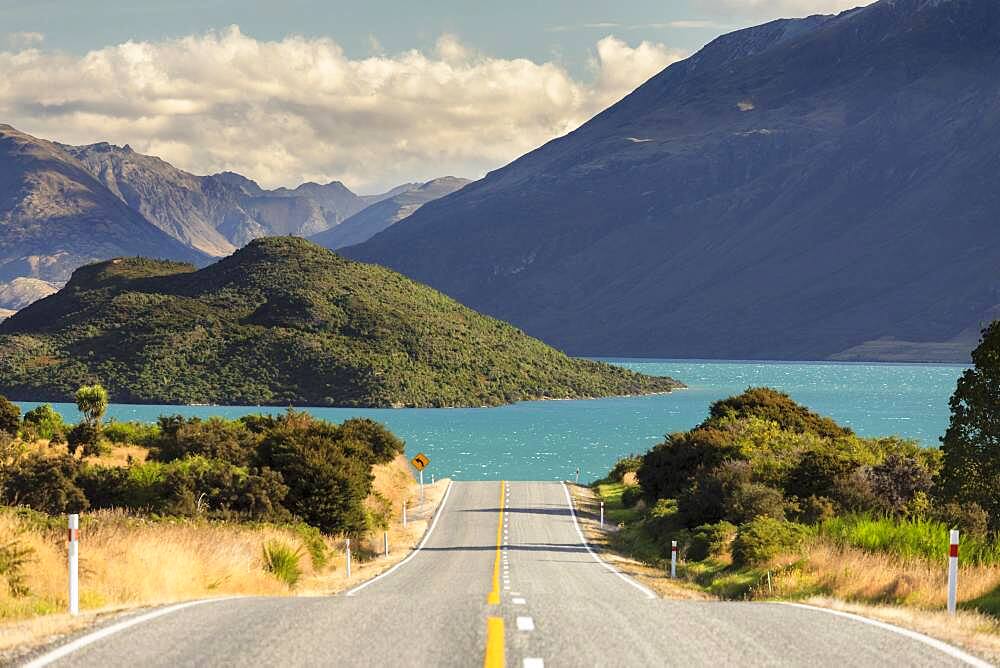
left=346, top=0, right=1000, bottom=363
left=0, top=237, right=681, bottom=406
left=64, top=142, right=238, bottom=256
left=312, top=177, right=471, bottom=250
left=0, top=125, right=209, bottom=283
left=64, top=142, right=369, bottom=251
left=0, top=277, right=58, bottom=311
left=361, top=182, right=421, bottom=206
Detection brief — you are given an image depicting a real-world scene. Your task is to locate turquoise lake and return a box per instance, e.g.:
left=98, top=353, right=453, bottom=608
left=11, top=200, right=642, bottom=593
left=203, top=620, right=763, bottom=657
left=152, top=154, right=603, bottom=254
left=14, top=360, right=965, bottom=482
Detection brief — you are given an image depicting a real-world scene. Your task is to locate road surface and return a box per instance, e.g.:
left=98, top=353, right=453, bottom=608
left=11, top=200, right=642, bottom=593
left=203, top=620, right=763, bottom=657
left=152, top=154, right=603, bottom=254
left=26, top=481, right=990, bottom=667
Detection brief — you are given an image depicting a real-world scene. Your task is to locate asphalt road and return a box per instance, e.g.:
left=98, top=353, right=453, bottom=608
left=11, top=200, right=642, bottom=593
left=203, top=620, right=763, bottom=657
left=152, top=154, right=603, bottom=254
left=28, top=481, right=991, bottom=667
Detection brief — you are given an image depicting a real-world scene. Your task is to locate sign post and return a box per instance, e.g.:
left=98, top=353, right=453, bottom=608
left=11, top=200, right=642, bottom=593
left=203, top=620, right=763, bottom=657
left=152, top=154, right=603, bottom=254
left=345, top=538, right=351, bottom=579
left=948, top=529, right=959, bottom=615
left=68, top=514, right=79, bottom=616
left=600, top=501, right=604, bottom=528
left=411, top=453, right=430, bottom=508
left=670, top=540, right=678, bottom=579
left=402, top=500, right=408, bottom=528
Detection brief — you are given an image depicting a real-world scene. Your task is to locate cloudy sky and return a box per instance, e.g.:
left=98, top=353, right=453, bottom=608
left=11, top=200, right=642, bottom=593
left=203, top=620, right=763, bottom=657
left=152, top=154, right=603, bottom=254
left=0, top=0, right=866, bottom=192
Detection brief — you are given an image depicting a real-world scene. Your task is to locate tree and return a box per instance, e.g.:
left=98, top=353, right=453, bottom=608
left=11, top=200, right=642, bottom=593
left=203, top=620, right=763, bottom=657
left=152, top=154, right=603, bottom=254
left=3, top=454, right=88, bottom=514
left=937, top=321, right=1000, bottom=531
left=22, top=404, right=67, bottom=442
left=0, top=395, right=20, bottom=437
left=75, top=385, right=109, bottom=427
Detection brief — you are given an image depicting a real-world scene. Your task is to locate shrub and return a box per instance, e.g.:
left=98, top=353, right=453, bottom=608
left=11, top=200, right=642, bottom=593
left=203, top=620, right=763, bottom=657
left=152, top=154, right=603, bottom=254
left=336, top=418, right=405, bottom=465
left=731, top=517, right=809, bottom=566
left=728, top=483, right=787, bottom=525
left=102, top=420, right=160, bottom=447
left=153, top=416, right=259, bottom=466
left=934, top=501, right=990, bottom=539
left=677, top=460, right=752, bottom=527
left=262, top=541, right=303, bottom=587
left=638, top=427, right=742, bottom=502
left=866, top=453, right=933, bottom=516
left=67, top=422, right=104, bottom=457
left=784, top=448, right=857, bottom=505
left=3, top=454, right=88, bottom=514
left=607, top=455, right=643, bottom=483
left=294, top=524, right=329, bottom=569
left=21, top=404, right=66, bottom=442
left=704, top=387, right=851, bottom=439
left=687, top=521, right=737, bottom=561
left=620, top=486, right=642, bottom=509
left=0, top=396, right=20, bottom=437
left=795, top=495, right=836, bottom=524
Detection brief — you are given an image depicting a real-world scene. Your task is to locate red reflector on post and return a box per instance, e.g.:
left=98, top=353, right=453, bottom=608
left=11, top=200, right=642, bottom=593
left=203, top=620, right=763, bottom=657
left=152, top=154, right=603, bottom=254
left=949, top=543, right=959, bottom=558
left=68, top=528, right=79, bottom=543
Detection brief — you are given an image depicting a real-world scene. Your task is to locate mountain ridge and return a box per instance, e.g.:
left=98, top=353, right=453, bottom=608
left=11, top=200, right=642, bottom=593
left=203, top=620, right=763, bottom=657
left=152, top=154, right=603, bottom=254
left=346, top=0, right=1000, bottom=363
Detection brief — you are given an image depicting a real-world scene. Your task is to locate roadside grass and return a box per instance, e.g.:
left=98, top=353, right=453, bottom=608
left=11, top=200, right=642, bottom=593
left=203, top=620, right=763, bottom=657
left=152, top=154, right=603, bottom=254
left=262, top=541, right=304, bottom=588
left=821, top=515, right=1000, bottom=566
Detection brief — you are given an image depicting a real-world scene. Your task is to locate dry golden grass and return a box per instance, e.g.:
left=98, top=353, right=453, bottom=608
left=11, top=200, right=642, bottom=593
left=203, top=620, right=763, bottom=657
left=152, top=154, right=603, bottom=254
left=787, top=541, right=1000, bottom=610
left=0, top=454, right=451, bottom=654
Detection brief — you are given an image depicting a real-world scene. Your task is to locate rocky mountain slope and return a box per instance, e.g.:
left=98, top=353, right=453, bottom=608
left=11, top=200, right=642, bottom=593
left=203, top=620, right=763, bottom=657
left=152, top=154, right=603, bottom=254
left=0, top=125, right=208, bottom=283
left=0, top=237, right=681, bottom=406
left=347, top=0, right=1000, bottom=363
left=312, top=177, right=471, bottom=250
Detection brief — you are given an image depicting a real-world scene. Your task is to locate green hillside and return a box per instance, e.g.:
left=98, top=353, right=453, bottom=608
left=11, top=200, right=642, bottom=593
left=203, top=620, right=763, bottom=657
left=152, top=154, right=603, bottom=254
left=0, top=237, right=682, bottom=407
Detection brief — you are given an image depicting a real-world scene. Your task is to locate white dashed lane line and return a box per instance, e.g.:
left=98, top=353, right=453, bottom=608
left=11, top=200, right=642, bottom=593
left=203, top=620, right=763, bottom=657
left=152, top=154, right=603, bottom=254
left=512, top=597, right=526, bottom=605
left=516, top=616, right=535, bottom=632
left=523, top=659, right=544, bottom=668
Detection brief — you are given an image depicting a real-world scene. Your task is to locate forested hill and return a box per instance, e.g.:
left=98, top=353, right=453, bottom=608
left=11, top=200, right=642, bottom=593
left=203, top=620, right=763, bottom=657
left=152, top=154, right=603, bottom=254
left=0, top=237, right=681, bottom=406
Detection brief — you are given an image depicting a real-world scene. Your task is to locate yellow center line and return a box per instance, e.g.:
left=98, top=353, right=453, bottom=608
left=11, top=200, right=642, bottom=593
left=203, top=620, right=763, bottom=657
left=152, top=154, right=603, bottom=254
left=487, top=480, right=505, bottom=605
left=483, top=616, right=505, bottom=668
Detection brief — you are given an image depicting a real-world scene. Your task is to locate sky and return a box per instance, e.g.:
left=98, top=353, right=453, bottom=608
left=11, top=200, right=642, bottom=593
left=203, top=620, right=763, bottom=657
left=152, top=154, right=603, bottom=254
left=0, top=0, right=866, bottom=192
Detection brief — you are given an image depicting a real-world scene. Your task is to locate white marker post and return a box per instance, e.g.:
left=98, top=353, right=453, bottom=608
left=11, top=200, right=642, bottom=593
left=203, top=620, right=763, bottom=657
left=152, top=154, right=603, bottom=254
left=600, top=501, right=604, bottom=528
left=431, top=474, right=435, bottom=485
left=670, top=540, right=677, bottom=579
left=384, top=531, right=389, bottom=558
left=402, top=500, right=408, bottom=528
left=345, top=538, right=351, bottom=579
left=948, top=529, right=959, bottom=615
left=420, top=469, right=425, bottom=507
left=68, top=514, right=79, bottom=616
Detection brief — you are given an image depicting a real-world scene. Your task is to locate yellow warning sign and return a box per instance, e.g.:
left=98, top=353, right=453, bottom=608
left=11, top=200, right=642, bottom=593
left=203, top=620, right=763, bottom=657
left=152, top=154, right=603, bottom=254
left=411, top=452, right=430, bottom=471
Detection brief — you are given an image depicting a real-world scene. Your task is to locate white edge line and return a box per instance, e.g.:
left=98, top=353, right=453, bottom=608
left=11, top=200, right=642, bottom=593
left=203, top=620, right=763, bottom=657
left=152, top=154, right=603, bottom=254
left=560, top=481, right=656, bottom=599
left=780, top=603, right=993, bottom=668
left=24, top=597, right=235, bottom=668
left=346, top=480, right=454, bottom=596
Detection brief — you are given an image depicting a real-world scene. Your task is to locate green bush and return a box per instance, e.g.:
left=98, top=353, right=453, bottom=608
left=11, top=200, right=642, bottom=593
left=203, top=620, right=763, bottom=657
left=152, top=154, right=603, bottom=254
left=687, top=521, right=737, bottom=561
left=620, top=486, right=642, bottom=509
left=153, top=416, right=259, bottom=466
left=21, top=404, right=66, bottom=442
left=102, top=420, right=160, bottom=447
left=262, top=541, right=303, bottom=587
left=294, top=524, right=329, bottom=569
left=67, top=423, right=104, bottom=457
left=607, top=455, right=643, bottom=483
left=638, top=427, right=742, bottom=502
left=3, top=454, right=88, bottom=514
left=704, top=387, right=851, bottom=438
left=0, top=396, right=20, bottom=437
left=732, top=517, right=809, bottom=566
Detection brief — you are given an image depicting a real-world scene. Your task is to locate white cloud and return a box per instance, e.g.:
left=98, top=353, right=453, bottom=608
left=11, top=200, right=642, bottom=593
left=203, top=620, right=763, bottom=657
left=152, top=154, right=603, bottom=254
left=0, top=27, right=685, bottom=192
left=5, top=32, right=44, bottom=48
left=695, top=0, right=871, bottom=20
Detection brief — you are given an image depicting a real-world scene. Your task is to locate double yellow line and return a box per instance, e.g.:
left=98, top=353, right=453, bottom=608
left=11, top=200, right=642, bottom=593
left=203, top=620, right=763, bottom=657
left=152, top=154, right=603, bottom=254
left=484, top=481, right=505, bottom=668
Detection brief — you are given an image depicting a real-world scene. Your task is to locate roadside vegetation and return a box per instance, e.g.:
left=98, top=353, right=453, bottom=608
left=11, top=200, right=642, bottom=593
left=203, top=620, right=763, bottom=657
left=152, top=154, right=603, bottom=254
left=592, top=323, right=1000, bottom=620
left=0, top=384, right=424, bottom=624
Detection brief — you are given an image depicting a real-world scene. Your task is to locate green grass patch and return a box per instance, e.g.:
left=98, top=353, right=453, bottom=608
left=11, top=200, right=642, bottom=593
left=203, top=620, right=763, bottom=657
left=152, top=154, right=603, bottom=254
left=821, top=515, right=1000, bottom=565
left=595, top=482, right=641, bottom=525
left=262, top=541, right=303, bottom=587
